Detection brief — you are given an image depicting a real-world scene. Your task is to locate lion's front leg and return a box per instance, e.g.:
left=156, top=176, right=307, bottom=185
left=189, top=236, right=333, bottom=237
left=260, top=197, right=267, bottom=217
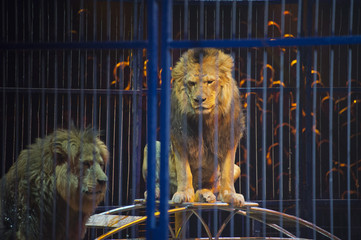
left=172, top=148, right=194, bottom=203
left=142, top=142, right=161, bottom=200
left=218, top=148, right=245, bottom=207
left=195, top=189, right=216, bottom=203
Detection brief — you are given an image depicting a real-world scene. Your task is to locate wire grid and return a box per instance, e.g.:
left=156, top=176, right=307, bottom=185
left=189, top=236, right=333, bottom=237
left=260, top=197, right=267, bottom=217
left=1, top=0, right=361, bottom=239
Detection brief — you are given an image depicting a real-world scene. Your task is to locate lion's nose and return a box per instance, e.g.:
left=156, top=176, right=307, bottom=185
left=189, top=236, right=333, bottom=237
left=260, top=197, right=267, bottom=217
left=194, top=96, right=206, bottom=104
left=98, top=178, right=107, bottom=185
left=97, top=175, right=108, bottom=185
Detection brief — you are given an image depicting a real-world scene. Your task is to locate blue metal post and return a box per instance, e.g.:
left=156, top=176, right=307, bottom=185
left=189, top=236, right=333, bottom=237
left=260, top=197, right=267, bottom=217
left=261, top=0, right=269, bottom=237
left=312, top=1, right=320, bottom=239
left=279, top=1, right=285, bottom=237
left=328, top=0, right=337, bottom=236
left=146, top=0, right=158, bottom=238
left=159, top=0, right=172, bottom=239
left=246, top=1, right=253, bottom=237
left=295, top=0, right=303, bottom=237
left=304, top=0, right=314, bottom=232
left=346, top=38, right=353, bottom=240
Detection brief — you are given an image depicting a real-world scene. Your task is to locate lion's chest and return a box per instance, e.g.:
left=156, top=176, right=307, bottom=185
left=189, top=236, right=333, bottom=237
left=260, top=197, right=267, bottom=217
left=185, top=118, right=230, bottom=157
left=188, top=156, right=219, bottom=189
left=185, top=135, right=223, bottom=185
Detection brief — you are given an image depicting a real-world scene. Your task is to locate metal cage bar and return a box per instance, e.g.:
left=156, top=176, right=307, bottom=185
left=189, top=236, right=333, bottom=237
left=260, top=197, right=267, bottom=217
left=146, top=0, right=158, bottom=238
left=1, top=1, right=361, bottom=239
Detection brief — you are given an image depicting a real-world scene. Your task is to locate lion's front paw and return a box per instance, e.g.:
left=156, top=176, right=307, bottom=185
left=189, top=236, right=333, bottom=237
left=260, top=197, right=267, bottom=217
left=195, top=189, right=216, bottom=203
left=172, top=189, right=194, bottom=203
left=144, top=187, right=160, bottom=200
left=218, top=191, right=245, bottom=207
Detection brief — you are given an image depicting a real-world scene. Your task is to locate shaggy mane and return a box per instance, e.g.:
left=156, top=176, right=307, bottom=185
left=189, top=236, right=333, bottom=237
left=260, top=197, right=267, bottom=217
left=0, top=126, right=109, bottom=240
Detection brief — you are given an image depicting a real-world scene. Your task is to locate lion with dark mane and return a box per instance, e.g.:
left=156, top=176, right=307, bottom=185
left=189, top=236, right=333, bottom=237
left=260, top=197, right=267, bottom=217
left=0, top=127, right=109, bottom=239
left=170, top=48, right=245, bottom=206
left=143, top=48, right=245, bottom=207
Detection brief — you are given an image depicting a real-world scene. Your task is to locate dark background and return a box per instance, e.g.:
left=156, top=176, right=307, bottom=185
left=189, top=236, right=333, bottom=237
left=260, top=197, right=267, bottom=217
left=1, top=0, right=361, bottom=239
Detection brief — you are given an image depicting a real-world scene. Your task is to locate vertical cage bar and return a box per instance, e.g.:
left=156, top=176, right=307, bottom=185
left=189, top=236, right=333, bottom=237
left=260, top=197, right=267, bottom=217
left=294, top=44, right=301, bottom=239
left=215, top=0, right=222, bottom=237
left=91, top=0, right=98, bottom=143
left=199, top=0, right=204, bottom=40
left=105, top=0, right=112, bottom=207
left=197, top=53, right=203, bottom=238
left=104, top=0, right=112, bottom=211
left=131, top=2, right=144, bottom=236
left=52, top=1, right=59, bottom=238
left=117, top=0, right=124, bottom=209
left=311, top=54, right=318, bottom=239
left=312, top=0, right=319, bottom=239
left=230, top=51, right=235, bottom=238
left=295, top=0, right=303, bottom=237
left=246, top=0, right=252, bottom=237
left=25, top=1, right=34, bottom=238
left=261, top=0, right=269, bottom=237
left=304, top=0, right=314, bottom=236
left=231, top=1, right=236, bottom=40
left=215, top=0, right=220, bottom=39
left=77, top=1, right=86, bottom=238
left=346, top=1, right=354, bottom=239
left=184, top=0, right=188, bottom=39
left=90, top=2, right=98, bottom=237
left=65, top=1, right=73, bottom=238
left=0, top=0, right=7, bottom=236
left=346, top=40, right=352, bottom=240
left=1, top=1, right=360, bottom=239
left=231, top=2, right=237, bottom=236
left=131, top=0, right=138, bottom=206
left=278, top=0, right=285, bottom=237
left=159, top=1, right=172, bottom=239
left=146, top=0, right=158, bottom=238
left=197, top=2, right=205, bottom=238
left=39, top=1, right=46, bottom=237
left=328, top=0, right=336, bottom=236
left=13, top=32, right=20, bottom=240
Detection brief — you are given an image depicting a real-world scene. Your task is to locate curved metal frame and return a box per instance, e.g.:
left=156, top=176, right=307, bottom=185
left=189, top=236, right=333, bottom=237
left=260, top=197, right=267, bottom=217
left=89, top=201, right=340, bottom=240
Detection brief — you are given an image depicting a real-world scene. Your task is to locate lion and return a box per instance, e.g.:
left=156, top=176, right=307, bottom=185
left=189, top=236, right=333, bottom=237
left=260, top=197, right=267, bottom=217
left=143, top=48, right=245, bottom=207
left=0, top=127, right=109, bottom=239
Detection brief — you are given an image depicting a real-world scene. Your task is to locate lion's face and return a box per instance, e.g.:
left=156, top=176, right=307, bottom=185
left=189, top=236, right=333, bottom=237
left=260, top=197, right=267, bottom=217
left=185, top=63, right=221, bottom=114
left=54, top=129, right=109, bottom=213
left=172, top=48, right=236, bottom=117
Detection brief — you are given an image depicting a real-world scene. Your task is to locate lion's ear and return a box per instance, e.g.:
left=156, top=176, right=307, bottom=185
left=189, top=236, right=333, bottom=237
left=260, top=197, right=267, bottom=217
left=97, top=138, right=109, bottom=165
left=219, top=52, right=234, bottom=73
left=171, top=57, right=186, bottom=83
left=50, top=141, right=68, bottom=165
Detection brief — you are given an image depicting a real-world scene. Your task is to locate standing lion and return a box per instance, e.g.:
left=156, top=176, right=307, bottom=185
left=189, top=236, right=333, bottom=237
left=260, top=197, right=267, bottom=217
left=0, top=127, right=109, bottom=239
left=143, top=48, right=245, bottom=207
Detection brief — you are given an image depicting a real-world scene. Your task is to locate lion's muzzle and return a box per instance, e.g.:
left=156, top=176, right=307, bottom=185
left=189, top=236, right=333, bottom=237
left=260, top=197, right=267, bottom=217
left=194, top=96, right=206, bottom=104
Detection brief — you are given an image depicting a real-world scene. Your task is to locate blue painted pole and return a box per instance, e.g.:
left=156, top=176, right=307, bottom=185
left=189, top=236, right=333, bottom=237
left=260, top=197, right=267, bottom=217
left=168, top=35, right=361, bottom=49
left=159, top=0, right=172, bottom=238
left=261, top=0, right=269, bottom=237
left=328, top=0, right=337, bottom=237
left=278, top=1, right=285, bottom=237
left=346, top=41, right=352, bottom=240
left=146, top=0, right=158, bottom=239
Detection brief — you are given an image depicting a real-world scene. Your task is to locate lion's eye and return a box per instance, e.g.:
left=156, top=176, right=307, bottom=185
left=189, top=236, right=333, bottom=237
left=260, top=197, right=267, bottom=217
left=83, top=162, right=91, bottom=168
left=99, top=162, right=105, bottom=170
left=206, top=80, right=214, bottom=85
left=188, top=81, right=196, bottom=87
